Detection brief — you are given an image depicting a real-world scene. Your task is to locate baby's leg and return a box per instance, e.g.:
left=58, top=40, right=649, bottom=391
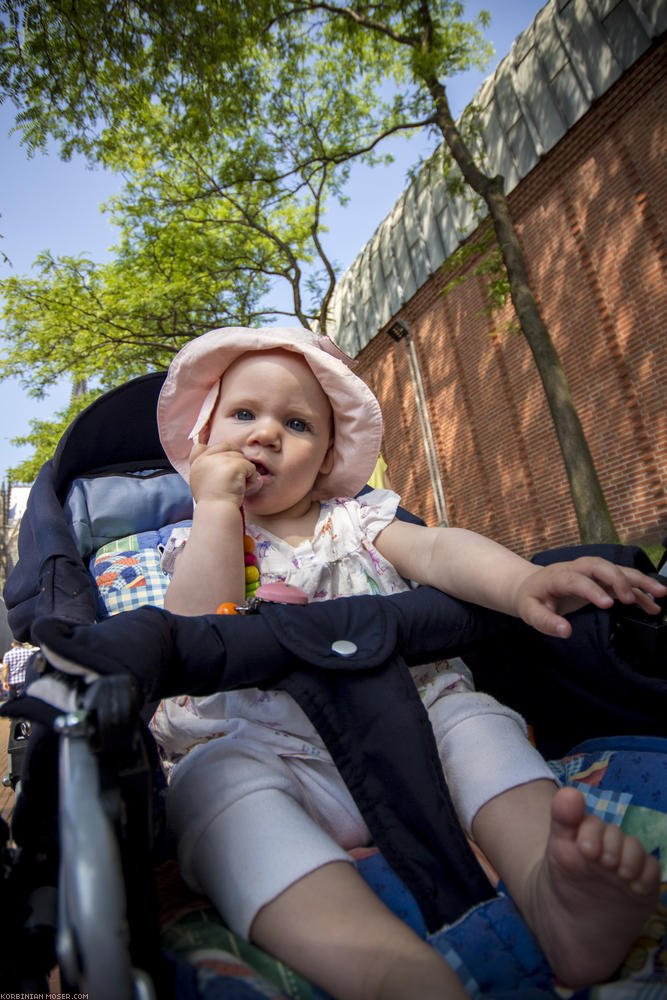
left=429, top=688, right=557, bottom=833
left=169, top=740, right=468, bottom=1000
left=251, top=860, right=468, bottom=1000
left=472, top=781, right=661, bottom=988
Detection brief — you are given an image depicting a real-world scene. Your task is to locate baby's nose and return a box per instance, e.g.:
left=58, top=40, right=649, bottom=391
left=248, top=418, right=281, bottom=447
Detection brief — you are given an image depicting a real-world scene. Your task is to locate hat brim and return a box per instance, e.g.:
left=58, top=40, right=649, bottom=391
left=157, top=326, right=383, bottom=501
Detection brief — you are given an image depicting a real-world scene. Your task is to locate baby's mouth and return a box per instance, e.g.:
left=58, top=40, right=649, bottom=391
left=245, top=461, right=269, bottom=497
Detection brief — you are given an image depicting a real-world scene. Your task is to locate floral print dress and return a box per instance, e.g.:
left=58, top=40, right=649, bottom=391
left=150, top=489, right=472, bottom=776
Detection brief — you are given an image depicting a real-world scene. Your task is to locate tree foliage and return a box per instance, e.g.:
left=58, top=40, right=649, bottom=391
left=2, top=0, right=489, bottom=478
left=1, top=0, right=617, bottom=540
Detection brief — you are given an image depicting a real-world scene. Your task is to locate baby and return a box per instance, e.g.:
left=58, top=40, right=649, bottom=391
left=152, top=326, right=664, bottom=1000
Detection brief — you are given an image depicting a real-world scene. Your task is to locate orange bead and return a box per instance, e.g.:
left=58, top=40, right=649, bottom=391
left=243, top=535, right=255, bottom=554
left=216, top=602, right=238, bottom=615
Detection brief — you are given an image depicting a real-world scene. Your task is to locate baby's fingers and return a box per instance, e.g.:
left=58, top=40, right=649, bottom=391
left=544, top=560, right=619, bottom=609
left=244, top=465, right=262, bottom=496
left=623, top=579, right=667, bottom=615
left=189, top=441, right=209, bottom=466
left=576, top=558, right=667, bottom=610
left=522, top=597, right=573, bottom=638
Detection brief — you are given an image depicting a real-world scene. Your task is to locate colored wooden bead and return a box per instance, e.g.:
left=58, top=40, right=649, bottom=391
left=241, top=521, right=259, bottom=599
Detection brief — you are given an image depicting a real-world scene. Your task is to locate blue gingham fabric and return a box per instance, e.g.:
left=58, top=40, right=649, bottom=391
left=90, top=522, right=190, bottom=618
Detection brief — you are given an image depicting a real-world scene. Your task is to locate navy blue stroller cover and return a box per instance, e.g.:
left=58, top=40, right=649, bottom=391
left=3, top=372, right=667, bottom=994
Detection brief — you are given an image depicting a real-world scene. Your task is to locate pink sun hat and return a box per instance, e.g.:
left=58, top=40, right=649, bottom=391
left=157, top=326, right=383, bottom=501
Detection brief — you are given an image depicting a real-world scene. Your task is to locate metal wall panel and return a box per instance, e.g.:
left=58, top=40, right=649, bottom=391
left=331, top=0, right=666, bottom=357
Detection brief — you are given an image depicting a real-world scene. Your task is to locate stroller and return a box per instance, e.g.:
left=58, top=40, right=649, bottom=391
left=2, top=371, right=667, bottom=999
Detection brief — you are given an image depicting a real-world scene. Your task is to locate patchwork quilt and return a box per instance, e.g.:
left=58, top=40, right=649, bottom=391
left=90, top=524, right=183, bottom=616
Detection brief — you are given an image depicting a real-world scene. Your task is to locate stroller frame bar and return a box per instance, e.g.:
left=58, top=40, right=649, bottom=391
left=55, top=708, right=155, bottom=1000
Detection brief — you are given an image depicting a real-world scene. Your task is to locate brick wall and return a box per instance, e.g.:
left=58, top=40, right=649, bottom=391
left=356, top=39, right=667, bottom=558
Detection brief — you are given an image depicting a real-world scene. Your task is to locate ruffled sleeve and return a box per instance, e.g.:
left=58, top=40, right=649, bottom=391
left=159, top=524, right=191, bottom=574
left=356, top=488, right=401, bottom=542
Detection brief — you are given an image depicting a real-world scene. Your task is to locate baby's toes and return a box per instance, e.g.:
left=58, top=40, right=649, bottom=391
left=598, top=822, right=624, bottom=869
left=629, top=847, right=661, bottom=895
left=616, top=833, right=648, bottom=881
left=577, top=814, right=607, bottom=862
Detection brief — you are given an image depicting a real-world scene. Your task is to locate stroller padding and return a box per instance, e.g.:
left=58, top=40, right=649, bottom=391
left=64, top=469, right=193, bottom=559
left=5, top=371, right=172, bottom=639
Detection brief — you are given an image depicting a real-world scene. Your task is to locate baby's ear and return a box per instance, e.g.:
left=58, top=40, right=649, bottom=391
left=319, top=441, right=335, bottom=475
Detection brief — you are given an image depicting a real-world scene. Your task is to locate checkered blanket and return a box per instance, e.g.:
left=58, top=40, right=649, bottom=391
left=90, top=524, right=182, bottom=616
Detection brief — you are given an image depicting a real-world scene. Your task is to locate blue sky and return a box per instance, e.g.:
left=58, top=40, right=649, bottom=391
left=0, top=0, right=546, bottom=483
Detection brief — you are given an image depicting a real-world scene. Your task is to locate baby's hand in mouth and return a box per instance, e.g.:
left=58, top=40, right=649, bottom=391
left=245, top=461, right=268, bottom=496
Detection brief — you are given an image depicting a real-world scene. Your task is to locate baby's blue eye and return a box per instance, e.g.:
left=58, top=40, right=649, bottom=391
left=234, top=409, right=254, bottom=421
left=287, top=418, right=309, bottom=432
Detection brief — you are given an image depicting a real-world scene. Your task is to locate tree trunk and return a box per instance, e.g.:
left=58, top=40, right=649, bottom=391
left=429, top=79, right=618, bottom=543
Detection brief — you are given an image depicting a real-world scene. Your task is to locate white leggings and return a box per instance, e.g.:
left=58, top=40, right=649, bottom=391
left=167, top=690, right=554, bottom=939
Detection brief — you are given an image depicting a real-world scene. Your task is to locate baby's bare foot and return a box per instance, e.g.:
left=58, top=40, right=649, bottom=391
left=526, top=786, right=661, bottom=988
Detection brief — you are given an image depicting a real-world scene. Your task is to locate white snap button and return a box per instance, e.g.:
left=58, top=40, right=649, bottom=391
left=330, top=639, right=358, bottom=657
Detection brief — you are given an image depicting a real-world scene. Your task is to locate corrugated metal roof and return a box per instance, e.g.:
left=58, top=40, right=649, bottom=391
left=330, top=0, right=667, bottom=356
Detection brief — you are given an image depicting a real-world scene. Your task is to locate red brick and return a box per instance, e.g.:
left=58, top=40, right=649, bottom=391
left=354, top=40, right=667, bottom=555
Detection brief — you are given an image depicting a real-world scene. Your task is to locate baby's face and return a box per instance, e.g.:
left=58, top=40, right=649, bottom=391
left=206, top=349, right=334, bottom=519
